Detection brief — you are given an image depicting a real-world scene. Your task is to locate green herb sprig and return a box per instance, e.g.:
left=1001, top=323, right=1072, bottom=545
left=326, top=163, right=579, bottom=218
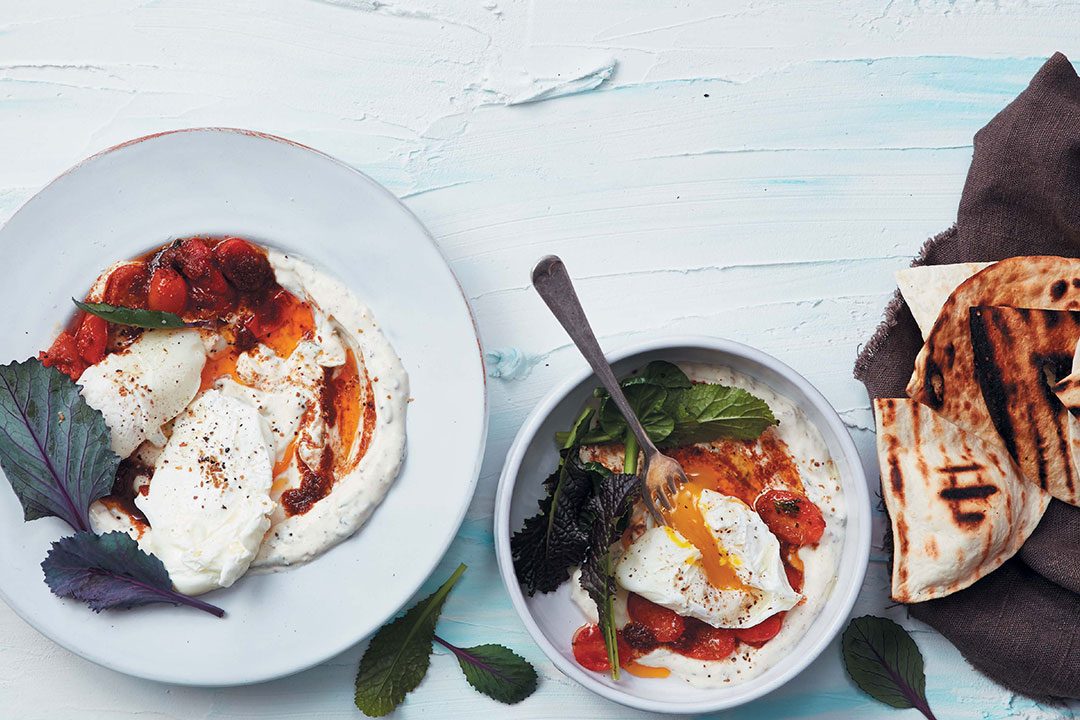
left=74, top=298, right=191, bottom=329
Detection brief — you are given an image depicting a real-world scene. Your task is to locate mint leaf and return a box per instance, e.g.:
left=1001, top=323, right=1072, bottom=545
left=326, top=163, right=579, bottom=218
left=582, top=383, right=675, bottom=445
left=581, top=362, right=689, bottom=445
left=73, top=298, right=189, bottom=329
left=579, top=474, right=639, bottom=679
left=355, top=564, right=467, bottom=717
left=0, top=359, right=119, bottom=532
left=842, top=616, right=938, bottom=720
left=662, top=383, right=777, bottom=445
left=42, top=531, right=224, bottom=616
left=621, top=360, right=692, bottom=390
left=436, top=638, right=538, bottom=704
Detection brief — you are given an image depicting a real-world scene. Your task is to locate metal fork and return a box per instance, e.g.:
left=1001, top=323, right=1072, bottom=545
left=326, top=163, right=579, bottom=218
left=531, top=255, right=687, bottom=525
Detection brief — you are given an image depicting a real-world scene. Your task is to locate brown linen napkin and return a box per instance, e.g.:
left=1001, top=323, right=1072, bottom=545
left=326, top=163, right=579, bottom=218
left=854, top=52, right=1080, bottom=699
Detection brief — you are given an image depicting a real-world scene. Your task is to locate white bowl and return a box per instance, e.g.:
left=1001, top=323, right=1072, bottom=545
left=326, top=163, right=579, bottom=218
left=494, top=336, right=870, bottom=714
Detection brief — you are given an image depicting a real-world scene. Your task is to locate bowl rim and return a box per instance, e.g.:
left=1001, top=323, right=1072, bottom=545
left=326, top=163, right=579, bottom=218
left=493, top=334, right=871, bottom=714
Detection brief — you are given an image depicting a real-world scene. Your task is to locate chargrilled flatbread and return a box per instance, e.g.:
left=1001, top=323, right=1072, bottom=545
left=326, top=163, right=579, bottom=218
left=907, top=256, right=1080, bottom=445
left=969, top=306, right=1080, bottom=505
left=1052, top=340, right=1080, bottom=504
left=896, top=262, right=992, bottom=339
left=874, top=398, right=1050, bottom=603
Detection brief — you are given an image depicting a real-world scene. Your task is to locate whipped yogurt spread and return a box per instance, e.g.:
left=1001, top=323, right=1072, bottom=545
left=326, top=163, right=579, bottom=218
left=570, top=362, right=845, bottom=688
left=83, top=239, right=408, bottom=596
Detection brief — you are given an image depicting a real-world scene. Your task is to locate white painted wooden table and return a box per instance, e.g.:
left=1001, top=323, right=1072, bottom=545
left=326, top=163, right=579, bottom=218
left=0, top=2, right=1077, bottom=718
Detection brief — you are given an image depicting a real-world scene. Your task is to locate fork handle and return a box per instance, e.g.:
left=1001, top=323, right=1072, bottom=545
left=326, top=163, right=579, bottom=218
left=531, top=255, right=659, bottom=462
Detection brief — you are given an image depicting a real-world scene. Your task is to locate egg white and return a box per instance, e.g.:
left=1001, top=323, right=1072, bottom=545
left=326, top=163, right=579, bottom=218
left=615, top=489, right=800, bottom=629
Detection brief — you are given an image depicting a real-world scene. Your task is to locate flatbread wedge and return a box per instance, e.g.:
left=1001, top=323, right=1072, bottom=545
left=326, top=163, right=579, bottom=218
left=1052, top=340, right=1080, bottom=504
left=874, top=398, right=1050, bottom=603
left=969, top=306, right=1080, bottom=505
left=907, top=256, right=1080, bottom=444
left=896, top=262, right=992, bottom=339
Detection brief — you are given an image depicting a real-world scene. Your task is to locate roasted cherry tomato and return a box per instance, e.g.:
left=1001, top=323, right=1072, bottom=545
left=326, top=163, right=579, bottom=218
left=188, top=265, right=236, bottom=315
left=148, top=266, right=189, bottom=314
left=215, top=237, right=273, bottom=291
left=670, top=618, right=736, bottom=661
left=571, top=624, right=639, bottom=672
left=733, top=612, right=785, bottom=647
left=628, top=592, right=686, bottom=643
left=572, top=624, right=612, bottom=672
left=74, top=313, right=108, bottom=365
left=176, top=237, right=215, bottom=280
left=621, top=622, right=660, bottom=652
left=754, top=489, right=826, bottom=546
left=39, top=332, right=86, bottom=380
left=104, top=262, right=149, bottom=308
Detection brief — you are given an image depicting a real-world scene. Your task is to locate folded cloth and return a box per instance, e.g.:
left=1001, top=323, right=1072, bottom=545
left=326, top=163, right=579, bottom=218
left=854, top=52, right=1080, bottom=699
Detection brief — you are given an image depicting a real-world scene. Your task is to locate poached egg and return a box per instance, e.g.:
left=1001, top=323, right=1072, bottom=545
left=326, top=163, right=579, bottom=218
left=134, top=389, right=275, bottom=595
left=78, top=329, right=206, bottom=458
left=616, top=488, right=800, bottom=629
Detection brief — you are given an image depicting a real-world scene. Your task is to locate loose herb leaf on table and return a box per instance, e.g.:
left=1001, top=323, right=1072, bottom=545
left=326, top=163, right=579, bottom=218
left=578, top=473, right=640, bottom=679
left=842, top=615, right=938, bottom=720
left=0, top=359, right=118, bottom=531
left=436, top=638, right=538, bottom=704
left=355, top=564, right=467, bottom=717
left=42, top=531, right=224, bottom=616
left=73, top=298, right=189, bottom=329
left=355, top=564, right=538, bottom=716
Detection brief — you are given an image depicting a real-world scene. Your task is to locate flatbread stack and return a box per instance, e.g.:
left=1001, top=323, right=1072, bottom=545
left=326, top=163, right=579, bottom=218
left=874, top=256, right=1080, bottom=603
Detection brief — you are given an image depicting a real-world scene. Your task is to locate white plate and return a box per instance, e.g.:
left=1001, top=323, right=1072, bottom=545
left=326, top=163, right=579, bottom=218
left=0, top=128, right=487, bottom=686
left=494, top=337, right=870, bottom=714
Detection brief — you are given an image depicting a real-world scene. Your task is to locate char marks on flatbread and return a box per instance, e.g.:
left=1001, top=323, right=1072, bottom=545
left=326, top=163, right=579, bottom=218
left=969, top=306, right=1080, bottom=505
left=874, top=398, right=1050, bottom=603
left=907, top=256, right=1080, bottom=445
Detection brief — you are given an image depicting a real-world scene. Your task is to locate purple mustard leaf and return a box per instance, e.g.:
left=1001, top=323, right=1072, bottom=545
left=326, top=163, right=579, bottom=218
left=42, top=531, right=224, bottom=617
left=0, top=359, right=118, bottom=531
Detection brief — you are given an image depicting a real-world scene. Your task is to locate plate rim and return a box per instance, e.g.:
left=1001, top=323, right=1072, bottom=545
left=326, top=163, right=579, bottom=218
left=493, top=334, right=871, bottom=714
left=0, top=127, right=489, bottom=686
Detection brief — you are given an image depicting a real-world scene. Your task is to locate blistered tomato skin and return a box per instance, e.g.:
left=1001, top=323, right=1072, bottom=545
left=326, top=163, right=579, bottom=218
left=733, top=612, right=785, bottom=647
left=754, top=489, right=826, bottom=546
left=571, top=624, right=641, bottom=673
left=188, top=266, right=235, bottom=315
left=40, top=332, right=87, bottom=380
left=216, top=237, right=273, bottom=291
left=628, top=592, right=686, bottom=643
left=572, top=624, right=612, bottom=672
left=176, top=237, right=215, bottom=280
left=671, top=619, right=737, bottom=661
left=74, top=314, right=109, bottom=365
left=104, top=263, right=149, bottom=308
left=148, top=266, right=189, bottom=314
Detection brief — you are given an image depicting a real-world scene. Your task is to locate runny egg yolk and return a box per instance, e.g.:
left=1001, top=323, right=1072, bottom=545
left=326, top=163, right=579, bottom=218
left=623, top=662, right=671, bottom=678
left=662, top=483, right=747, bottom=590
left=258, top=296, right=316, bottom=359
left=199, top=297, right=316, bottom=393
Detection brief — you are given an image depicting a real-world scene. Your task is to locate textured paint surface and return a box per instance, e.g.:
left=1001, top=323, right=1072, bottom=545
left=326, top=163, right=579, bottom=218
left=0, top=1, right=1078, bottom=718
